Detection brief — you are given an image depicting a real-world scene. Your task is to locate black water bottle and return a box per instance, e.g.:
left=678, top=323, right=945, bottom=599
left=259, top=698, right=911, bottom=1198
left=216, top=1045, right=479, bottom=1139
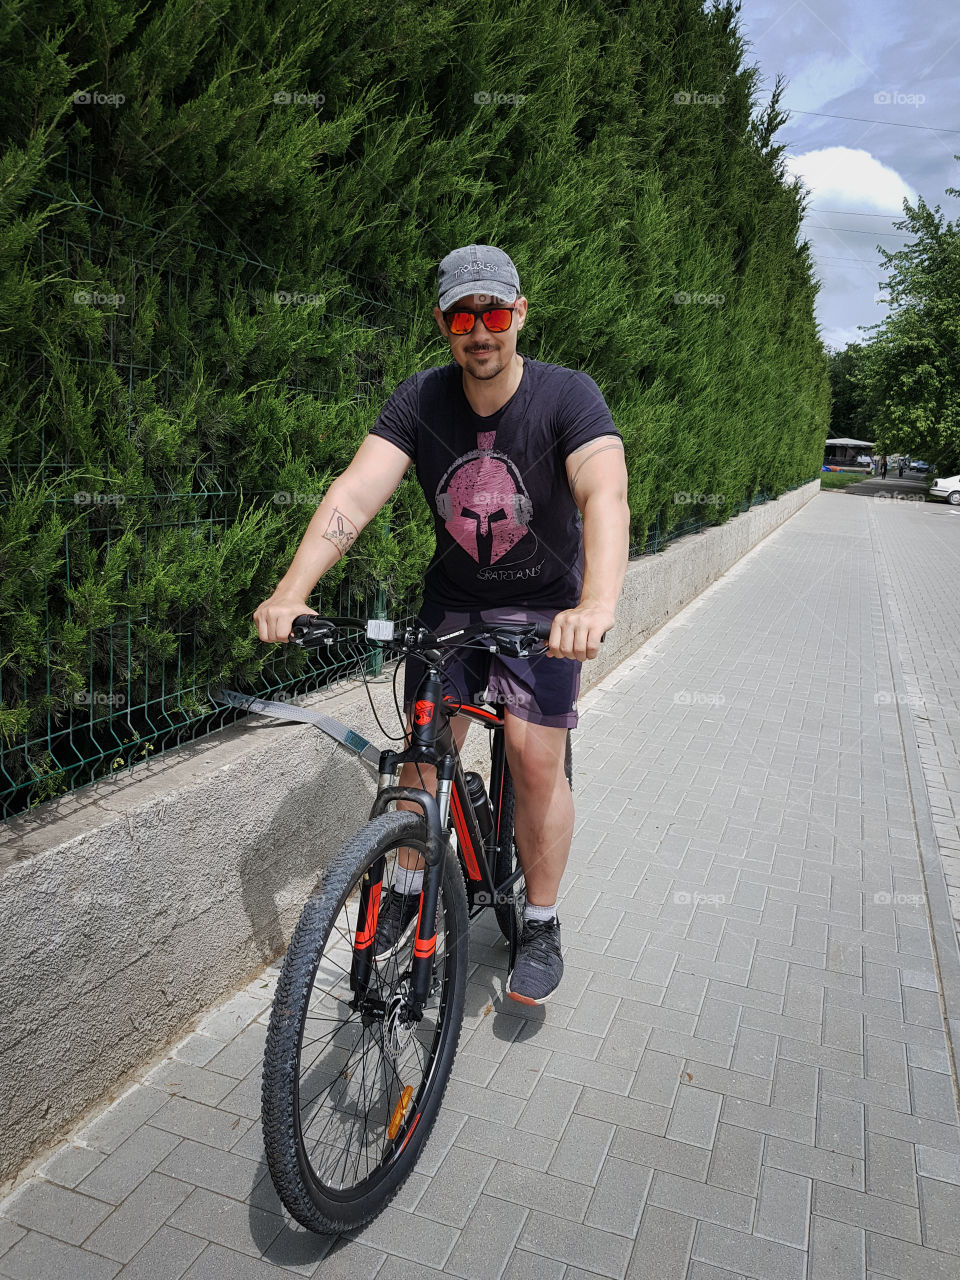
left=464, top=772, right=493, bottom=841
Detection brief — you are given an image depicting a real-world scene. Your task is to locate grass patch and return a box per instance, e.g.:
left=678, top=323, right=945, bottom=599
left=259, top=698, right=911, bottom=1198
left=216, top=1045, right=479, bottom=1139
left=819, top=471, right=869, bottom=489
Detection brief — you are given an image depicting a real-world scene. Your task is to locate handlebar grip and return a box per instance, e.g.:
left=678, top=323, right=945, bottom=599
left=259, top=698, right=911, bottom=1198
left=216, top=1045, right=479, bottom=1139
left=291, top=613, right=322, bottom=634
left=534, top=620, right=608, bottom=643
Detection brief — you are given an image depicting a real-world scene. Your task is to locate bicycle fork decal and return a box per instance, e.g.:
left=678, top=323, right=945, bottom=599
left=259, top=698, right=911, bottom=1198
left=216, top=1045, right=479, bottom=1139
left=354, top=879, right=382, bottom=949
left=350, top=866, right=384, bottom=993
left=412, top=893, right=436, bottom=959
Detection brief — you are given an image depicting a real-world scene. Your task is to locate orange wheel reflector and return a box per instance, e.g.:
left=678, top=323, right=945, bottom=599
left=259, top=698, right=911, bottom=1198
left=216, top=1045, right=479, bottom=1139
left=387, top=1085, right=414, bottom=1141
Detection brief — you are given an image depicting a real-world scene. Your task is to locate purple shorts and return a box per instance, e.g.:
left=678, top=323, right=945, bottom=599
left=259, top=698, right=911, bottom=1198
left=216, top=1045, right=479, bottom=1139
left=402, top=603, right=581, bottom=729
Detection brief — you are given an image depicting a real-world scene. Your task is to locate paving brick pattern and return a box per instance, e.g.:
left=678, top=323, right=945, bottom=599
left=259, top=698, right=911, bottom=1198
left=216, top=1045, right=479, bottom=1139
left=866, top=493, right=960, bottom=951
left=3, top=489, right=960, bottom=1277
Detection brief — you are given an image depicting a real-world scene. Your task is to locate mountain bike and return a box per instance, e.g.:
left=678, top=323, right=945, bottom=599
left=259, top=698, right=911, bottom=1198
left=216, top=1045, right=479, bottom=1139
left=252, top=614, right=573, bottom=1234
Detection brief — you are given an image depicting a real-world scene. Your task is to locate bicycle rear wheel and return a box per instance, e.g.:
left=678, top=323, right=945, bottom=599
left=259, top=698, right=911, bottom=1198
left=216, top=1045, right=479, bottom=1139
left=494, top=730, right=573, bottom=940
left=261, top=810, right=468, bottom=1233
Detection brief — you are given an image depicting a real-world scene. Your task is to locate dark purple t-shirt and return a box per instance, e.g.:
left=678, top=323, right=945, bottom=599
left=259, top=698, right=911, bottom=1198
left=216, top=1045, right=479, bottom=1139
left=369, top=356, right=620, bottom=610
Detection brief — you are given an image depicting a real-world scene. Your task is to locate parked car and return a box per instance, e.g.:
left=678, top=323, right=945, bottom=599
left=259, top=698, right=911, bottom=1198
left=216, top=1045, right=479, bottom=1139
left=855, top=454, right=873, bottom=468
left=909, top=459, right=931, bottom=472
left=928, top=473, right=960, bottom=505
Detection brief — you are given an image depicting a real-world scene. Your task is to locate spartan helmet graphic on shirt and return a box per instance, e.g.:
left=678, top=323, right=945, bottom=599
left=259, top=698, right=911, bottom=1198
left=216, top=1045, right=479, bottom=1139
left=435, top=431, right=533, bottom=566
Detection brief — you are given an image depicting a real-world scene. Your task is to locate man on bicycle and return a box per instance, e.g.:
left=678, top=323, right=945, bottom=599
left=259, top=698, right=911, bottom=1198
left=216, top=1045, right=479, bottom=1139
left=254, top=244, right=630, bottom=1004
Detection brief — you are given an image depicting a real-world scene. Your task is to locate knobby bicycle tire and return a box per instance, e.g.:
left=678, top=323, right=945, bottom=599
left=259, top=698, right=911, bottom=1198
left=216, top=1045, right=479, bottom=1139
left=261, top=810, right=469, bottom=1233
left=494, top=730, right=573, bottom=940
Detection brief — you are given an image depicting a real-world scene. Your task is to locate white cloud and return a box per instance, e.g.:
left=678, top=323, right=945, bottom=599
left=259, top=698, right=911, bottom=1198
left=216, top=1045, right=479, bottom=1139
left=784, top=146, right=916, bottom=210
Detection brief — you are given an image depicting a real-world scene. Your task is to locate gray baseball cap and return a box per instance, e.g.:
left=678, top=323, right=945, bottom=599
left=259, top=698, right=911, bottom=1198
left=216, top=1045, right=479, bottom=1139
left=437, top=244, right=520, bottom=311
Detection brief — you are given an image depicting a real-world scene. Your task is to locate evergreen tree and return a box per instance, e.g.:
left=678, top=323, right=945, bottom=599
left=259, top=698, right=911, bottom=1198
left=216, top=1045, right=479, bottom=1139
left=0, top=0, right=829, bottom=814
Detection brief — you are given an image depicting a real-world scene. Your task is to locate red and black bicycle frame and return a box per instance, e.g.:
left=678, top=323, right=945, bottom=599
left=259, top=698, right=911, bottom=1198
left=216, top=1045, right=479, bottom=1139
left=352, top=667, right=520, bottom=1017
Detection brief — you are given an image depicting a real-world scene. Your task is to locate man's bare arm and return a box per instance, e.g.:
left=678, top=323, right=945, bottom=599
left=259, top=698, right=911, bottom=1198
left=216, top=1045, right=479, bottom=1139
left=567, top=436, right=626, bottom=504
left=254, top=435, right=412, bottom=642
left=547, top=436, right=630, bottom=661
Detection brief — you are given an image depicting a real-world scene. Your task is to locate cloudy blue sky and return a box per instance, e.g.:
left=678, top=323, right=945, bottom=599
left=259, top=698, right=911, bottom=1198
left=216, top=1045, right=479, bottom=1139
left=736, top=0, right=960, bottom=350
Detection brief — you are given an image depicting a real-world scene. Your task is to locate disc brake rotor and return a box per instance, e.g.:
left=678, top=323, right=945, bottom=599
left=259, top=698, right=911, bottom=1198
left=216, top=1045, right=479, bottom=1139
left=384, top=978, right=418, bottom=1063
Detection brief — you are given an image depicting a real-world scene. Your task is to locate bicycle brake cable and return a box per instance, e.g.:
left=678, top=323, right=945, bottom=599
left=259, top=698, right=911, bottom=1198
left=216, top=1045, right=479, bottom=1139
left=358, top=641, right=407, bottom=743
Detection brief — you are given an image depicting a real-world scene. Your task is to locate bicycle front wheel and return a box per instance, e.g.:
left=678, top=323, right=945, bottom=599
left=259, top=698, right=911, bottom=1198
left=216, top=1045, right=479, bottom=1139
left=261, top=810, right=469, bottom=1233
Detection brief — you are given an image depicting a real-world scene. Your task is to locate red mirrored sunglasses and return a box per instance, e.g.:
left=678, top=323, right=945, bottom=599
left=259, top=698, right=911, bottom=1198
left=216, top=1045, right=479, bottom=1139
left=442, top=305, right=517, bottom=335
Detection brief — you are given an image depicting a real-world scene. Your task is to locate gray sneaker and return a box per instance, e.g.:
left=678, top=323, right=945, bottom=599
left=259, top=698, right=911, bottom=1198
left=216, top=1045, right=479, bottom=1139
left=507, top=916, right=563, bottom=1004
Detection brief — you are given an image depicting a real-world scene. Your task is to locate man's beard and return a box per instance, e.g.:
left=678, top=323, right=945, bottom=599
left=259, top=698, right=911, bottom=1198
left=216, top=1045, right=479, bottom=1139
left=463, top=349, right=506, bottom=379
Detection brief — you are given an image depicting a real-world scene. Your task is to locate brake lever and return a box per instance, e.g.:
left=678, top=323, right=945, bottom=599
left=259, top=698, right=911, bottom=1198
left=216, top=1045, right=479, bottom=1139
left=290, top=619, right=336, bottom=647
left=495, top=629, right=543, bottom=659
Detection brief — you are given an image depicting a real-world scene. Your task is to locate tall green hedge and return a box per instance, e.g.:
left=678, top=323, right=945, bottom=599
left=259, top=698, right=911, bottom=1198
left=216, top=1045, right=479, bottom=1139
left=0, top=0, right=828, bottom=813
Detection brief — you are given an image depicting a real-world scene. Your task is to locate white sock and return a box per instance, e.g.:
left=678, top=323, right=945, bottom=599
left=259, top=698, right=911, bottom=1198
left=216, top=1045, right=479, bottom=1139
left=524, top=901, right=557, bottom=923
left=395, top=865, right=424, bottom=896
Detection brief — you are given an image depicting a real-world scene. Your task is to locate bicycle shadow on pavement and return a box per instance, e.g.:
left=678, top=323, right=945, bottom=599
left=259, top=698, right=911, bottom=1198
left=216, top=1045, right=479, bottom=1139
left=236, top=737, right=375, bottom=964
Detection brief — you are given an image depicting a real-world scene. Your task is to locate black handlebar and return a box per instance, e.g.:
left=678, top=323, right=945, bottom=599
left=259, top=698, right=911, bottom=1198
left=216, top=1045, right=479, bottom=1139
left=288, top=614, right=604, bottom=652
left=289, top=614, right=553, bottom=652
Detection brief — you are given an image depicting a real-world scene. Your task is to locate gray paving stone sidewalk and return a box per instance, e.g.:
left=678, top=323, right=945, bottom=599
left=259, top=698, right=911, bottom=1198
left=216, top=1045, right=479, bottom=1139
left=3, top=487, right=960, bottom=1279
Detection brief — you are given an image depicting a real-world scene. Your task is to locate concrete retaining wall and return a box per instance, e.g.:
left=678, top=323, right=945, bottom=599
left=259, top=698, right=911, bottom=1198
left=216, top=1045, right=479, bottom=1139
left=0, top=478, right=818, bottom=1184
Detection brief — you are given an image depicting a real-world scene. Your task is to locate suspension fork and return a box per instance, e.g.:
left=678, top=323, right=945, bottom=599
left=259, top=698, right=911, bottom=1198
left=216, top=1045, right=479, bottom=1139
left=358, top=670, right=454, bottom=1018
left=362, top=773, right=453, bottom=1019
left=350, top=856, right=385, bottom=996
left=348, top=754, right=403, bottom=997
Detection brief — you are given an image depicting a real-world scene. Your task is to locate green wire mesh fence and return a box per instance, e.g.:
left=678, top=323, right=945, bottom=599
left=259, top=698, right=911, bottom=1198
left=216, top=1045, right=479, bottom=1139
left=2, top=473, right=816, bottom=820
left=629, top=481, right=817, bottom=557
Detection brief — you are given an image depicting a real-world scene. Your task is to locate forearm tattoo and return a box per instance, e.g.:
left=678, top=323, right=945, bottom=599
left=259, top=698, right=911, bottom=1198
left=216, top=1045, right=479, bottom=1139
left=569, top=438, right=625, bottom=500
left=322, top=507, right=359, bottom=558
